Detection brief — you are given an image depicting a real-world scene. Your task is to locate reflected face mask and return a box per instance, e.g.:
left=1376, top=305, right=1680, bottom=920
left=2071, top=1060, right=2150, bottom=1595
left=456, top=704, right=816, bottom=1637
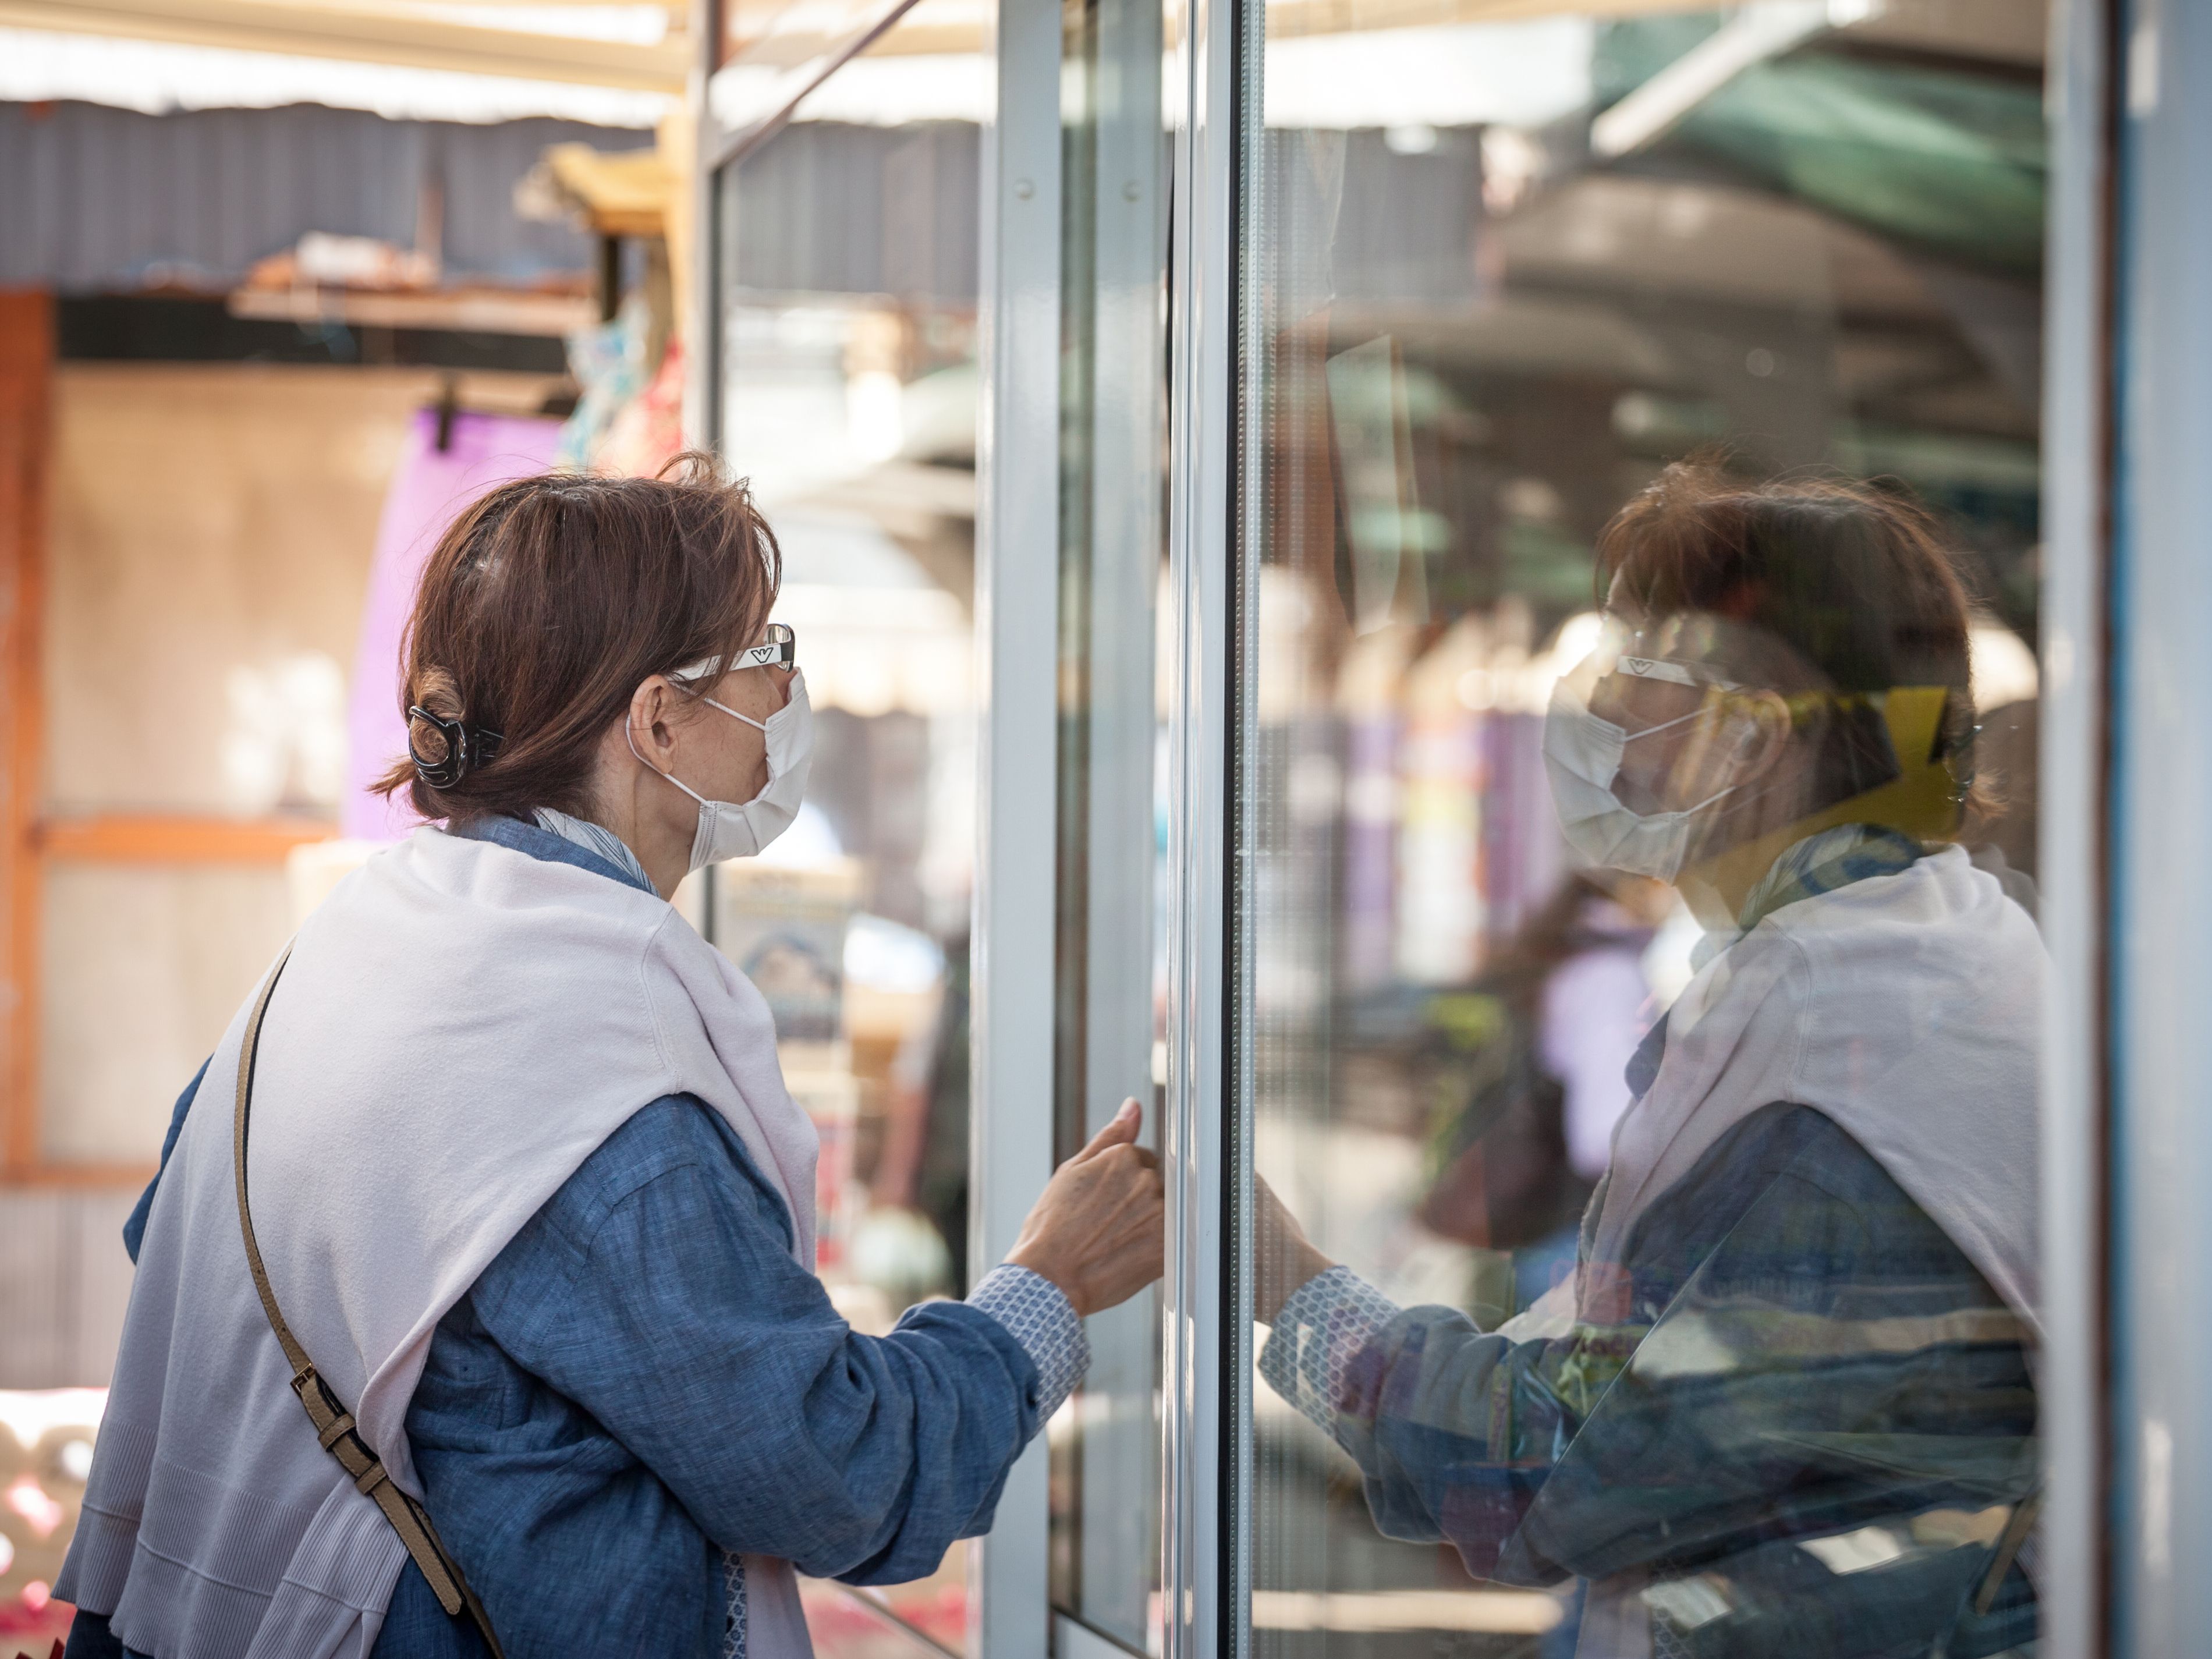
left=633, top=668, right=815, bottom=870
left=1543, top=672, right=1739, bottom=882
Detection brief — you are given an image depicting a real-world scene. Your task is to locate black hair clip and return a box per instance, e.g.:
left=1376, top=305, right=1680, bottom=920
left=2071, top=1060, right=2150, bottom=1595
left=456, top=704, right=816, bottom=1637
left=407, top=706, right=504, bottom=789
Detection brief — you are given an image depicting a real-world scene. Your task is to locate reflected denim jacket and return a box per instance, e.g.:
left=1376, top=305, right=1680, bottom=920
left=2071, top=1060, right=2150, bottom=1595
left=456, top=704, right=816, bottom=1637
left=1264, top=1104, right=2040, bottom=1658
left=75, top=817, right=1077, bottom=1659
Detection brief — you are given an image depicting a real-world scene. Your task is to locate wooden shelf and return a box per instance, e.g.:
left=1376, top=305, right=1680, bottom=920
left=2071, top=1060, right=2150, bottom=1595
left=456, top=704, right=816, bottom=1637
left=34, top=814, right=337, bottom=865
left=228, top=285, right=597, bottom=338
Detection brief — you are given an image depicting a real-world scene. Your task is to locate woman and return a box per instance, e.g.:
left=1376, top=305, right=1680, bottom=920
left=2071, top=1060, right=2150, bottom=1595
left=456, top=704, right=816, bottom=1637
left=59, top=460, right=1164, bottom=1658
left=1258, top=466, right=2043, bottom=1657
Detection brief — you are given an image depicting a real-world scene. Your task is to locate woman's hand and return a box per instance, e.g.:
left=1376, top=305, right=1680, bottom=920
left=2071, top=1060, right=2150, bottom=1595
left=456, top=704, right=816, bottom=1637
left=1005, top=1099, right=1165, bottom=1317
left=1254, top=1176, right=1335, bottom=1324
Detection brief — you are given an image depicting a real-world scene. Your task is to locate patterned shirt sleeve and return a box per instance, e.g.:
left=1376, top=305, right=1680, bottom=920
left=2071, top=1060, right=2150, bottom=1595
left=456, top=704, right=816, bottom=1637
left=1257, top=1264, right=1401, bottom=1435
left=967, top=1264, right=1091, bottom=1420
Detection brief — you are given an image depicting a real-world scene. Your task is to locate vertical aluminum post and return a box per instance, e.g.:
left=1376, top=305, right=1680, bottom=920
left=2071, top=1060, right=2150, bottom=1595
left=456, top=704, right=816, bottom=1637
left=2040, top=2, right=2115, bottom=1654
left=2109, top=0, right=2212, bottom=1650
left=969, top=0, right=1062, bottom=1650
left=684, top=0, right=719, bottom=452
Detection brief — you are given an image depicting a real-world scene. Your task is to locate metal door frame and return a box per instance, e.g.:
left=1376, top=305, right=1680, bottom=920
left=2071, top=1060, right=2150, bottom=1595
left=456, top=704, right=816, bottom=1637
left=2097, top=0, right=2212, bottom=1650
left=969, top=0, right=1066, bottom=1649
left=1160, top=0, right=1243, bottom=1646
left=2040, top=1, right=2117, bottom=1654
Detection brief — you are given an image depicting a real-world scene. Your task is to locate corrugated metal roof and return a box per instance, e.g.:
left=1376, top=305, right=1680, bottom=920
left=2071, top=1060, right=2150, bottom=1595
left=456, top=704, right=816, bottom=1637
left=0, top=98, right=652, bottom=291
left=725, top=120, right=980, bottom=304
left=0, top=24, right=678, bottom=125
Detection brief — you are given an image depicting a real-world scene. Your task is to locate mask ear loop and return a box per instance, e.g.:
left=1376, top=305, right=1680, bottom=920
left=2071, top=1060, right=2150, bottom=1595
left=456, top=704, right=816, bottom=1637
left=699, top=696, right=768, bottom=733
left=626, top=711, right=711, bottom=807
left=1695, top=691, right=1797, bottom=828
left=1615, top=703, right=1708, bottom=748
left=628, top=689, right=774, bottom=801
left=1637, top=693, right=1767, bottom=821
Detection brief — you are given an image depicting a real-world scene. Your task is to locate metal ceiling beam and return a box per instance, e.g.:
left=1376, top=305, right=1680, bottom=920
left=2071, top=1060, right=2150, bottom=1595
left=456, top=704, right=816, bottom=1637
left=0, top=0, right=687, bottom=91
left=1590, top=0, right=1870, bottom=158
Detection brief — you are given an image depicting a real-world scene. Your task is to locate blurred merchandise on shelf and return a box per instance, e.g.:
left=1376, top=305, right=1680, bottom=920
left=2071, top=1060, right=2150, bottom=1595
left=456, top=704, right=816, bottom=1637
left=558, top=292, right=657, bottom=468
left=714, top=859, right=962, bottom=1307
left=595, top=332, right=687, bottom=478
left=717, top=859, right=864, bottom=1043
left=0, top=1391, right=111, bottom=1652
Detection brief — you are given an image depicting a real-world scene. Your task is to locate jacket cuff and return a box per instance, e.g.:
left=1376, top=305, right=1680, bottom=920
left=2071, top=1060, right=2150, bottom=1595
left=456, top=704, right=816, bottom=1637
left=967, top=1264, right=1090, bottom=1422
left=1257, top=1265, right=1399, bottom=1436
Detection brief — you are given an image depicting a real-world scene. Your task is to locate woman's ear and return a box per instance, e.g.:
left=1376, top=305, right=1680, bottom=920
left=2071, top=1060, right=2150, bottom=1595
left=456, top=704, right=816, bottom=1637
left=629, top=675, right=679, bottom=767
left=1731, top=689, right=1795, bottom=782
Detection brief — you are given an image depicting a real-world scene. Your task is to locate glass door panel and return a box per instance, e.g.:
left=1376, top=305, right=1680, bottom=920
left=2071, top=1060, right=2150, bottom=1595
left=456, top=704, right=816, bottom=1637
left=712, top=3, right=987, bottom=1647
left=1236, top=5, right=2046, bottom=1656
left=1050, top=0, right=1171, bottom=1645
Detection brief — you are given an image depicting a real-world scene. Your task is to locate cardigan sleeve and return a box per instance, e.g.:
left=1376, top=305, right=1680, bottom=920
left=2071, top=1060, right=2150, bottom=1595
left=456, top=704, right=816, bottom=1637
left=1253, top=1107, right=2037, bottom=1593
left=463, top=1097, right=1063, bottom=1586
left=122, top=1059, right=210, bottom=1265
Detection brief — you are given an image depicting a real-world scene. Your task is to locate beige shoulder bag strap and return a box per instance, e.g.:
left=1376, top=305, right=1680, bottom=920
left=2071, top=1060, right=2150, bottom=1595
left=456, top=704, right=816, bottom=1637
left=232, top=951, right=507, bottom=1658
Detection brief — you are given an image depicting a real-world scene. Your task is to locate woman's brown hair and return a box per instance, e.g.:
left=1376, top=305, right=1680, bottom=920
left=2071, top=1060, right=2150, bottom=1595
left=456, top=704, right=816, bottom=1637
left=1594, top=460, right=1980, bottom=821
left=375, top=453, right=782, bottom=824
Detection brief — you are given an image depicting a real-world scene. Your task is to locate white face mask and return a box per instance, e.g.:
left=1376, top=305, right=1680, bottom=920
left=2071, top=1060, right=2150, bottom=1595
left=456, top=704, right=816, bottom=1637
left=632, top=668, right=814, bottom=870
left=1543, top=672, right=1740, bottom=882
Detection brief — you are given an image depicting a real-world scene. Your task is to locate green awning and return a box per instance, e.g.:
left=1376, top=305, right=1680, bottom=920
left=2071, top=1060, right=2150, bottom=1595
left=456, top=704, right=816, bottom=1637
left=1597, top=15, right=2046, bottom=276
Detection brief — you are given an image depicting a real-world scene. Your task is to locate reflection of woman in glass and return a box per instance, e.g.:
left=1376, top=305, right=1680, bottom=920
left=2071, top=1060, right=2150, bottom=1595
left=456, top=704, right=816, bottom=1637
left=1259, top=466, right=2044, bottom=1657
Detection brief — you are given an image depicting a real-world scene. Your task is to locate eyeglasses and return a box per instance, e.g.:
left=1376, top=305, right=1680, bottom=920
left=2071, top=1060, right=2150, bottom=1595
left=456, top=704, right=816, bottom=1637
left=672, top=623, right=795, bottom=683
left=1605, top=653, right=1743, bottom=694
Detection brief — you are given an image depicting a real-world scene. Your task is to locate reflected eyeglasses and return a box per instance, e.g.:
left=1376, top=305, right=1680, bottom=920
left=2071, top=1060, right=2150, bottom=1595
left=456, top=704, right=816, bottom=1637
left=1605, top=653, right=1743, bottom=694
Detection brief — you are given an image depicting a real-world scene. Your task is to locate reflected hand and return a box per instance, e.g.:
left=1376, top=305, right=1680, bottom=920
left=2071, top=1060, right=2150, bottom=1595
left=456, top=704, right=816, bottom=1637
left=1254, top=1176, right=1335, bottom=1325
left=1006, top=1099, right=1165, bottom=1317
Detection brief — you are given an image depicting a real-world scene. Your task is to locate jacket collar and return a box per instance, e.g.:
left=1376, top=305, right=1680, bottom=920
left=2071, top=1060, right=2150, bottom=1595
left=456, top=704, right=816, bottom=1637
left=449, top=814, right=658, bottom=896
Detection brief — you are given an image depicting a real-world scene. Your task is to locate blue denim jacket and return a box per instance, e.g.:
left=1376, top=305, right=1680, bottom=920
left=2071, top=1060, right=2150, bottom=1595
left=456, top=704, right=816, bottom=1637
left=75, top=818, right=1059, bottom=1659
